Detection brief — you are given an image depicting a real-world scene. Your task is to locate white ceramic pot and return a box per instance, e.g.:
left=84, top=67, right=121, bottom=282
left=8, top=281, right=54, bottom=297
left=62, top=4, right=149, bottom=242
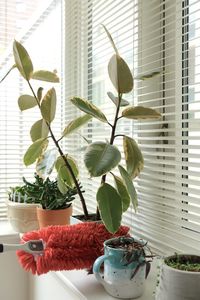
left=156, top=255, right=200, bottom=300
left=7, top=200, right=40, bottom=233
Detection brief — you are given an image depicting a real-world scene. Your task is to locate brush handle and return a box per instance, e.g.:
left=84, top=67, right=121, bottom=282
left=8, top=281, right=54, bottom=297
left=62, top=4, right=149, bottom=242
left=0, top=243, right=25, bottom=252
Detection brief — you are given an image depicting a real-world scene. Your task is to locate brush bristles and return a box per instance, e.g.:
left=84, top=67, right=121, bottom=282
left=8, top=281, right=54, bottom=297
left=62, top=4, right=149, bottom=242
left=17, top=222, right=129, bottom=275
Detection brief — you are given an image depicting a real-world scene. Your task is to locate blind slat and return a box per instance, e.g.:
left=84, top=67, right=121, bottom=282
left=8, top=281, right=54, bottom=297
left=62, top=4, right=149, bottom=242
left=65, top=0, right=200, bottom=254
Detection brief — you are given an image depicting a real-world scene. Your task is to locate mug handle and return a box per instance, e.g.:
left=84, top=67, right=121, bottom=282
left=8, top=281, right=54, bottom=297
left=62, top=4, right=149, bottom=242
left=93, top=254, right=114, bottom=284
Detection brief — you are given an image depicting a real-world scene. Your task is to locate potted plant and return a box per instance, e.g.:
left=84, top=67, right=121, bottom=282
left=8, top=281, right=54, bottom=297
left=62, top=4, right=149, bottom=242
left=7, top=174, right=78, bottom=230
left=1, top=40, right=92, bottom=223
left=7, top=183, right=40, bottom=233
left=70, top=25, right=161, bottom=233
left=93, top=236, right=152, bottom=299
left=22, top=173, right=78, bottom=228
left=1, top=26, right=161, bottom=234
left=156, top=253, right=200, bottom=300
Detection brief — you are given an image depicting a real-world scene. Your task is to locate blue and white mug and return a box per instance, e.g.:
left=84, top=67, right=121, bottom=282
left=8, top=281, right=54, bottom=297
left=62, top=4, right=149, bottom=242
left=93, top=236, right=147, bottom=299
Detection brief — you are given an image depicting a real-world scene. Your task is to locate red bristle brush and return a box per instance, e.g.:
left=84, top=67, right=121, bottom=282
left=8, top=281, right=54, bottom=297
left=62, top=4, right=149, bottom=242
left=17, top=222, right=130, bottom=275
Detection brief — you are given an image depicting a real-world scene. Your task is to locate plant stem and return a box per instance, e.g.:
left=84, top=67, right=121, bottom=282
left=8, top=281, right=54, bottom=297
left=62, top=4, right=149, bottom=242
left=114, top=134, right=125, bottom=139
left=0, top=65, right=16, bottom=84
left=27, top=80, right=89, bottom=219
left=109, top=93, right=122, bottom=145
left=96, top=92, right=122, bottom=220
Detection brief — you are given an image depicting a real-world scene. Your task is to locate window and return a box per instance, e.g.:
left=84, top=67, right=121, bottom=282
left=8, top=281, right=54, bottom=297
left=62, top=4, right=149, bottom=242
left=64, top=0, right=200, bottom=254
left=0, top=0, right=63, bottom=218
left=1, top=0, right=199, bottom=255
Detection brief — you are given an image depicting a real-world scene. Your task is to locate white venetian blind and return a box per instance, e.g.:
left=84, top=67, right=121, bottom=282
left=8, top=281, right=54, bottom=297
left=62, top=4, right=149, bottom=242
left=64, top=0, right=200, bottom=254
left=0, top=0, right=63, bottom=219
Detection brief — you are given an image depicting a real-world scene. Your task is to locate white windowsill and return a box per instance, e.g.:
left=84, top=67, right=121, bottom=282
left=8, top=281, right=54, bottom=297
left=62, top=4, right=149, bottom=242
left=53, top=217, right=158, bottom=299
left=0, top=220, right=20, bottom=238
left=52, top=260, right=158, bottom=300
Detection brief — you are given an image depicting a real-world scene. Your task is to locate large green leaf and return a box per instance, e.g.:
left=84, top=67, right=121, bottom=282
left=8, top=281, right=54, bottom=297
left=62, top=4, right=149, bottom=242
left=41, top=88, right=57, bottom=123
left=102, top=25, right=119, bottom=55
left=18, top=95, right=37, bottom=111
left=36, top=148, right=57, bottom=178
left=23, top=138, right=48, bottom=166
left=57, top=166, right=74, bottom=188
left=122, top=106, right=161, bottom=119
left=32, top=70, right=60, bottom=83
left=71, top=97, right=107, bottom=123
left=30, top=119, right=49, bottom=142
left=97, top=183, right=122, bottom=233
left=55, top=155, right=79, bottom=187
left=13, top=40, right=33, bottom=80
left=57, top=174, right=69, bottom=194
left=112, top=174, right=130, bottom=212
left=84, top=142, right=121, bottom=177
left=107, top=92, right=129, bottom=107
left=118, top=165, right=138, bottom=211
left=108, top=54, right=133, bottom=94
left=123, top=136, right=144, bottom=178
left=55, top=155, right=79, bottom=174
left=62, top=114, right=92, bottom=137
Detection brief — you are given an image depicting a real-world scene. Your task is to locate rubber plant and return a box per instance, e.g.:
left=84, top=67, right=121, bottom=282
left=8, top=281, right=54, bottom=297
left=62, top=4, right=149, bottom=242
left=1, top=41, right=91, bottom=219
left=70, top=26, right=162, bottom=233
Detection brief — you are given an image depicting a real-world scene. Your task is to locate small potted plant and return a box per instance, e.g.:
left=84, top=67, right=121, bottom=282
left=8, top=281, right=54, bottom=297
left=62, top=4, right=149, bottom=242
left=156, top=253, right=200, bottom=300
left=7, top=182, right=40, bottom=233
left=7, top=174, right=78, bottom=230
left=93, top=236, right=153, bottom=299
left=22, top=173, right=78, bottom=228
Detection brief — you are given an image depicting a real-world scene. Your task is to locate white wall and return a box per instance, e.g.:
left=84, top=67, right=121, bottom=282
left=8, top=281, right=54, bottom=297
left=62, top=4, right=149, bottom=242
left=0, top=235, right=29, bottom=300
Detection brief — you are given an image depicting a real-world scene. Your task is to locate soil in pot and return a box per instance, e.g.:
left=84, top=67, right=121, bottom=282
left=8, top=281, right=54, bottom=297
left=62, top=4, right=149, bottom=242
left=73, top=213, right=101, bottom=222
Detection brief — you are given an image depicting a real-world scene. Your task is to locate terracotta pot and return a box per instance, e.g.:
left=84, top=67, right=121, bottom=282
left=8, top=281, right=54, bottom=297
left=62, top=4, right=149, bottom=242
left=7, top=200, right=40, bottom=233
left=36, top=206, right=72, bottom=228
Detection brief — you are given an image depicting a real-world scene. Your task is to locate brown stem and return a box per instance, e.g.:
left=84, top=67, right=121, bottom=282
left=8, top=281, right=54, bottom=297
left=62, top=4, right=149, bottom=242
left=96, top=207, right=101, bottom=220
left=96, top=92, right=122, bottom=220
left=109, top=92, right=122, bottom=145
left=27, top=80, right=89, bottom=219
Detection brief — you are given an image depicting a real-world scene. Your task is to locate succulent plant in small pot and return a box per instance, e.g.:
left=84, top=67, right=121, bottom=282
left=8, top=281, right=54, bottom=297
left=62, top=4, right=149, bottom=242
left=7, top=174, right=78, bottom=230
left=21, top=174, right=78, bottom=228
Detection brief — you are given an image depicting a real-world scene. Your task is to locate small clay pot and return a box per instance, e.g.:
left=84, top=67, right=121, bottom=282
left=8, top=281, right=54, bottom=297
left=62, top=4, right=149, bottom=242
left=36, top=206, right=72, bottom=228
